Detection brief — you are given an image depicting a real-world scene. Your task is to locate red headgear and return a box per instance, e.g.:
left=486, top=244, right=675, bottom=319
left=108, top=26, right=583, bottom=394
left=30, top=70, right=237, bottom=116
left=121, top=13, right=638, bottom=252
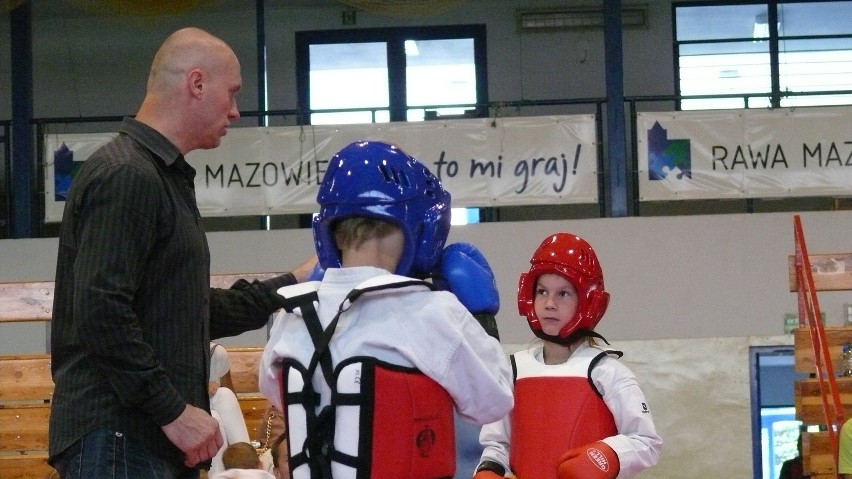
left=517, top=233, right=610, bottom=343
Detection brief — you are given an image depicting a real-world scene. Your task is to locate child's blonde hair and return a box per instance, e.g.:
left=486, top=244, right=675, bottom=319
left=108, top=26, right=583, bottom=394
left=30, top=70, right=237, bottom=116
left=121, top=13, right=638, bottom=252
left=333, top=217, right=400, bottom=252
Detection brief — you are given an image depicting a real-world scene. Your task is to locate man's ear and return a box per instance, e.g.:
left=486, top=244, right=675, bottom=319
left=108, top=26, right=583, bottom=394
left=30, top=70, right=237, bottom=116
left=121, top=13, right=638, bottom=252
left=188, top=69, right=204, bottom=97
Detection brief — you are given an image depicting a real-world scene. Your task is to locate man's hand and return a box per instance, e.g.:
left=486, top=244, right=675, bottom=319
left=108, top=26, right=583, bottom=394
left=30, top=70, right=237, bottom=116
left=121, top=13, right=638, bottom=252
left=290, top=254, right=319, bottom=283
left=161, top=404, right=223, bottom=467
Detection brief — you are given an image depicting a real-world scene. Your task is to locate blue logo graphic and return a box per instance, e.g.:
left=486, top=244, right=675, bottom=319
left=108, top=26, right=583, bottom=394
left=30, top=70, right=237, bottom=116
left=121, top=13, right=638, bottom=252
left=54, top=143, right=84, bottom=201
left=647, top=121, right=691, bottom=180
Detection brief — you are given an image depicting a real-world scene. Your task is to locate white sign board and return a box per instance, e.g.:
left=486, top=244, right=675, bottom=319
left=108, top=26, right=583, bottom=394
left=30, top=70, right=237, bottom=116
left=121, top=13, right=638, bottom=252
left=44, top=115, right=599, bottom=222
left=637, top=107, right=852, bottom=201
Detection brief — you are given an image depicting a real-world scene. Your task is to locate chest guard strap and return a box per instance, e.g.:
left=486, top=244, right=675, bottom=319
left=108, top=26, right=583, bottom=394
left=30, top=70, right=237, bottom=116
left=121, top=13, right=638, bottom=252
left=280, top=358, right=327, bottom=478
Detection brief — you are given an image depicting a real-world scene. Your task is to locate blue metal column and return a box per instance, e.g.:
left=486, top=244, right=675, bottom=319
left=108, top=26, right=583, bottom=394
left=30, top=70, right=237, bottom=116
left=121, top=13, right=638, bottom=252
left=256, top=0, right=271, bottom=230
left=256, top=0, right=268, bottom=126
left=10, top=2, right=35, bottom=237
left=603, top=0, right=629, bottom=217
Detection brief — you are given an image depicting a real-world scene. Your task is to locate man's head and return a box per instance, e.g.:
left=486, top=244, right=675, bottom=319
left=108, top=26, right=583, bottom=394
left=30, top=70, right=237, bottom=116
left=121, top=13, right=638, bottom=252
left=137, top=27, right=241, bottom=154
left=312, top=141, right=451, bottom=278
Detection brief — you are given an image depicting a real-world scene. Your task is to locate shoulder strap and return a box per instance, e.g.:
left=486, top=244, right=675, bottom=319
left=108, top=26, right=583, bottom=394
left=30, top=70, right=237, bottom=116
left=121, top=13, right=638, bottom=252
left=510, top=353, right=518, bottom=383
left=587, top=349, right=623, bottom=398
left=315, top=278, right=434, bottom=384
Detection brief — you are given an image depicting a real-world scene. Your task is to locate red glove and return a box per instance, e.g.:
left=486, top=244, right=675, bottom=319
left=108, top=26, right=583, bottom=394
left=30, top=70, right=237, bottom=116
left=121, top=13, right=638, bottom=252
left=473, top=471, right=504, bottom=479
left=556, top=441, right=620, bottom=479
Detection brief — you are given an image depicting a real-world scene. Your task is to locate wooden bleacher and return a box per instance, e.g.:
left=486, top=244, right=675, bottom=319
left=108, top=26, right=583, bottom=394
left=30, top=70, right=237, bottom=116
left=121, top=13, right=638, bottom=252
left=794, top=328, right=852, bottom=477
left=224, top=347, right=271, bottom=442
left=789, top=217, right=852, bottom=479
left=0, top=275, right=276, bottom=479
left=0, top=354, right=53, bottom=479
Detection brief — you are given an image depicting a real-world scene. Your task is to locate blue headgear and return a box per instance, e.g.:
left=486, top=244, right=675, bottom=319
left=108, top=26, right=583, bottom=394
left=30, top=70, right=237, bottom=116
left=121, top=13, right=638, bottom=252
left=312, top=141, right=452, bottom=278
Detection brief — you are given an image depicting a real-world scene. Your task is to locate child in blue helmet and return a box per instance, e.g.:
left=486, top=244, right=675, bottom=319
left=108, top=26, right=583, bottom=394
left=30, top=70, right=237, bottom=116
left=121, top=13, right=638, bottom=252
left=475, top=232, right=661, bottom=479
left=259, top=141, right=513, bottom=479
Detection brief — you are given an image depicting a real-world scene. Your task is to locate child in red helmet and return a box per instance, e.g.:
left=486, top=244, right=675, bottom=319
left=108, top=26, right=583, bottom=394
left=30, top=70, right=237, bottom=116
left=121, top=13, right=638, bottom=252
left=474, top=232, right=662, bottom=479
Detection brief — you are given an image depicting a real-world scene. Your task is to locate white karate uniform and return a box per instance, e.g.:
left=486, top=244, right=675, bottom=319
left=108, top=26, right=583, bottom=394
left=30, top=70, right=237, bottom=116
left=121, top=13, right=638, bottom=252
left=478, top=341, right=662, bottom=479
left=259, top=266, right=513, bottom=427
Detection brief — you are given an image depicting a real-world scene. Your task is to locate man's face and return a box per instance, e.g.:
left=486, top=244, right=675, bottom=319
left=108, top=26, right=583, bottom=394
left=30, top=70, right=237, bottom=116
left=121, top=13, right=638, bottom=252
left=197, top=53, right=241, bottom=150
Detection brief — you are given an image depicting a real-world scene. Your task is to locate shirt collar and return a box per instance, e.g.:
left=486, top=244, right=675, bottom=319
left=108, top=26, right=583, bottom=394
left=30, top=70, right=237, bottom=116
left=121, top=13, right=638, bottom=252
left=119, top=117, right=182, bottom=167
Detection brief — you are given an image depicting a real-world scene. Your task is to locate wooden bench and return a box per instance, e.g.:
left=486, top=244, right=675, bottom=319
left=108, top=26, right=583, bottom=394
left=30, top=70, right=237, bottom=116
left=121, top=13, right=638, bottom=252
left=0, top=349, right=269, bottom=479
left=0, top=276, right=277, bottom=479
left=0, top=354, right=54, bottom=479
left=0, top=274, right=279, bottom=323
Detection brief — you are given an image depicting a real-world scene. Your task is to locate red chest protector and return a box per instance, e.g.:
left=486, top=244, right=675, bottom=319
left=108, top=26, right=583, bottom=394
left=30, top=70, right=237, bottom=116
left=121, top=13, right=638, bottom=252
left=279, top=356, right=455, bottom=479
left=275, top=277, right=456, bottom=479
left=509, top=348, right=618, bottom=479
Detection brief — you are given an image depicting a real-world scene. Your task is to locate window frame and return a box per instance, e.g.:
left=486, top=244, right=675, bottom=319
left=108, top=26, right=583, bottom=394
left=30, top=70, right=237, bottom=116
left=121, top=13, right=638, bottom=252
left=672, top=0, right=852, bottom=110
left=295, top=24, right=488, bottom=124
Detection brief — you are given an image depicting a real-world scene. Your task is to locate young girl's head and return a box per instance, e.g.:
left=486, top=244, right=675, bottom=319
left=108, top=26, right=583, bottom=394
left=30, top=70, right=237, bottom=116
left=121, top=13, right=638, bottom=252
left=517, top=233, right=609, bottom=345
left=531, top=273, right=579, bottom=338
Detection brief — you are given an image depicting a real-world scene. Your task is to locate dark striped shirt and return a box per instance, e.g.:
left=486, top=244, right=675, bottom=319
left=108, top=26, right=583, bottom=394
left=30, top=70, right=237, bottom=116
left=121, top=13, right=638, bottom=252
left=49, top=117, right=295, bottom=466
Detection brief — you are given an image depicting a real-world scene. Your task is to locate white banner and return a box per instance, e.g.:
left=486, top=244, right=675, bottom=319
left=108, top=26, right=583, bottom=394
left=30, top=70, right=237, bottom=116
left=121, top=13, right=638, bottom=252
left=44, top=115, right=598, bottom=222
left=637, top=107, right=852, bottom=201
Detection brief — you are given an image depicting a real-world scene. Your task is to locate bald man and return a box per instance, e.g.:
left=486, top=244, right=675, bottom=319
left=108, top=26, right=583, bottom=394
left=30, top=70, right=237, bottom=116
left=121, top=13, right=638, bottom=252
left=49, top=28, right=316, bottom=479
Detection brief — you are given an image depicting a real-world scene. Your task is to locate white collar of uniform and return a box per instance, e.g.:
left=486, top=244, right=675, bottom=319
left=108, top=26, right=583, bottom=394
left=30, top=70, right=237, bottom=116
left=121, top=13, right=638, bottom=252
left=341, top=272, right=432, bottom=309
left=532, top=340, right=599, bottom=363
left=276, top=280, right=320, bottom=299
left=352, top=272, right=425, bottom=291
left=275, top=267, right=428, bottom=302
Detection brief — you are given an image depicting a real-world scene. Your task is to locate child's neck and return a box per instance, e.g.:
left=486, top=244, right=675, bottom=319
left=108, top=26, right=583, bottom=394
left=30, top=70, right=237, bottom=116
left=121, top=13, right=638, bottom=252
left=542, top=339, right=582, bottom=365
left=340, top=232, right=403, bottom=273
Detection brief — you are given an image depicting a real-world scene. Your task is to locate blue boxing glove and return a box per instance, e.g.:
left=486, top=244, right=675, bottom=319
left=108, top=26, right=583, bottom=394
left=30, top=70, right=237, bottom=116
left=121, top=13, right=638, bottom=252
left=437, top=242, right=500, bottom=316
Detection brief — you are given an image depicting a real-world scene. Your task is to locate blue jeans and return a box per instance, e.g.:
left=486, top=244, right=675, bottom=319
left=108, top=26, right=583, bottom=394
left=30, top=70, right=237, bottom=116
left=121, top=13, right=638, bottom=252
left=52, top=428, right=199, bottom=479
left=454, top=413, right=484, bottom=479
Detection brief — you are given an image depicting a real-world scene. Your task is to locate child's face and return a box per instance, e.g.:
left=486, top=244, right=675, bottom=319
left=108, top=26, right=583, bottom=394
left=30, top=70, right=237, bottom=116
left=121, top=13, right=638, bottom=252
left=533, top=273, right=578, bottom=336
